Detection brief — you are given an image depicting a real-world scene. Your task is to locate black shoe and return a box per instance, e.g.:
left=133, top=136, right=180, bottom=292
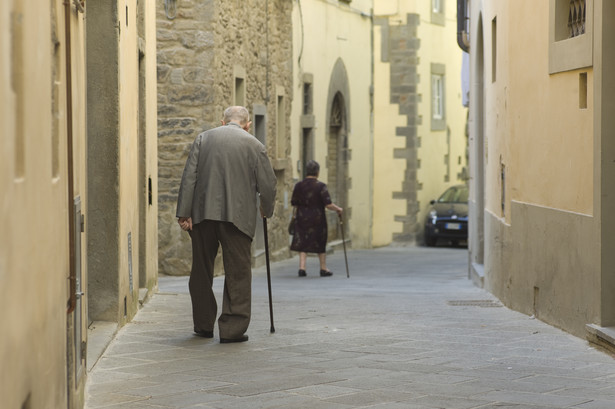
left=220, top=335, right=249, bottom=344
left=298, top=269, right=307, bottom=277
left=194, top=329, right=214, bottom=338
left=320, top=269, right=333, bottom=277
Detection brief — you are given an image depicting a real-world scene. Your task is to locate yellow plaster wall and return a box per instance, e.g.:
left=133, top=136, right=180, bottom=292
left=415, top=1, right=468, bottom=212
left=372, top=20, right=407, bottom=246
left=373, top=0, right=468, bottom=246
left=483, top=0, right=593, bottom=220
left=291, top=0, right=373, bottom=247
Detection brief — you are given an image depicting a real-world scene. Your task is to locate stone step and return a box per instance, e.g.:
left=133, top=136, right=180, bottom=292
left=586, top=324, right=615, bottom=354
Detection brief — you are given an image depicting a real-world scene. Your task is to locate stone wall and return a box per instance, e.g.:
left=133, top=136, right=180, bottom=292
left=157, top=0, right=293, bottom=275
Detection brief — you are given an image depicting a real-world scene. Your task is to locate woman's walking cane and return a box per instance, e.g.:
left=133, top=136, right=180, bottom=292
left=263, top=217, right=275, bottom=333
left=339, top=214, right=350, bottom=278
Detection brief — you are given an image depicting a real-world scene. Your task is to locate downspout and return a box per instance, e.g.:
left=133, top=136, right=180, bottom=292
left=369, top=8, right=375, bottom=247
left=457, top=0, right=470, bottom=52
left=65, top=0, right=76, bottom=313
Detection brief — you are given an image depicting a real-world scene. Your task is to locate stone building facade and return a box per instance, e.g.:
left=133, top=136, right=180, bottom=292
left=157, top=0, right=294, bottom=275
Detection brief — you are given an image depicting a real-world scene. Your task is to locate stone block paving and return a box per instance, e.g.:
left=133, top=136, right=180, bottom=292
left=86, top=247, right=615, bottom=408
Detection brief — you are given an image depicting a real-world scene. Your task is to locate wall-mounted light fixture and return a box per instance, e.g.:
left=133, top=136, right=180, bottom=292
left=457, top=0, right=469, bottom=52
left=165, top=0, right=177, bottom=20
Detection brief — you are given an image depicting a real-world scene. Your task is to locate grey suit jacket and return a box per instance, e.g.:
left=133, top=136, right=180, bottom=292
left=176, top=122, right=277, bottom=239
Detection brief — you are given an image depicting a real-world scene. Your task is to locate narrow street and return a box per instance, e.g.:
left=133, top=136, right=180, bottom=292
left=86, top=246, right=615, bottom=409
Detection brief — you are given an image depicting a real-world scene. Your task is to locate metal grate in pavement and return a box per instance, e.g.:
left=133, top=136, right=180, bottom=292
left=447, top=300, right=502, bottom=307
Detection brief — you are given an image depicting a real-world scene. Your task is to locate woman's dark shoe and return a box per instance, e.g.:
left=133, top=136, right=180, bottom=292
left=298, top=269, right=307, bottom=277
left=319, top=269, right=333, bottom=277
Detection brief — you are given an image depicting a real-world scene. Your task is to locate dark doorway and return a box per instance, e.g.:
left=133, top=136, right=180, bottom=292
left=327, top=92, right=348, bottom=241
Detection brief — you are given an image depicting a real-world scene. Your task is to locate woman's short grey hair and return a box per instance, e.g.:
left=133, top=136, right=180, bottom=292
left=305, top=160, right=320, bottom=176
left=223, top=106, right=250, bottom=125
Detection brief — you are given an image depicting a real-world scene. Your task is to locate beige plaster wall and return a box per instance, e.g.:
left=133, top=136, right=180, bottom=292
left=87, top=0, right=158, bottom=325
left=595, top=0, right=615, bottom=327
left=482, top=1, right=593, bottom=221
left=118, top=0, right=141, bottom=323
left=141, top=0, right=159, bottom=292
left=471, top=0, right=601, bottom=337
left=1, top=1, right=88, bottom=408
left=484, top=204, right=599, bottom=338
left=68, top=6, right=89, bottom=406
left=290, top=0, right=373, bottom=248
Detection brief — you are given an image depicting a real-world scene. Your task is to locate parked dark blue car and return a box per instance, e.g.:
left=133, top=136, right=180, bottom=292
left=424, top=184, right=468, bottom=247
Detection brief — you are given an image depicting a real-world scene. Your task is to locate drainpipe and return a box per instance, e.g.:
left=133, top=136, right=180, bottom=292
left=457, top=0, right=470, bottom=52
left=65, top=0, right=76, bottom=314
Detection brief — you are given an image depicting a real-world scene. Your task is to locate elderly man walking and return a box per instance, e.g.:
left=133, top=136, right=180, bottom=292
left=176, top=106, right=277, bottom=343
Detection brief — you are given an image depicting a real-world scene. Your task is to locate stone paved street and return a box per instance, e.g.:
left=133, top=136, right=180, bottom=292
left=86, top=246, right=615, bottom=408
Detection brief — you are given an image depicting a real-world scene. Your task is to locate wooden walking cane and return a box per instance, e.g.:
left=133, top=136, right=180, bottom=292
left=263, top=217, right=275, bottom=333
left=339, top=214, right=350, bottom=278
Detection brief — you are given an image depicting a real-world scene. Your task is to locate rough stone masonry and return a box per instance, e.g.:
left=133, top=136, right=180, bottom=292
left=156, top=0, right=294, bottom=276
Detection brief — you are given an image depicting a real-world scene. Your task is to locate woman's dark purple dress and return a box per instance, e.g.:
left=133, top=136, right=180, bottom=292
left=290, top=178, right=332, bottom=253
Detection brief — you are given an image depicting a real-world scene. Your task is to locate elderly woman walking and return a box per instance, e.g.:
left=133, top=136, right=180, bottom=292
left=290, top=160, right=343, bottom=277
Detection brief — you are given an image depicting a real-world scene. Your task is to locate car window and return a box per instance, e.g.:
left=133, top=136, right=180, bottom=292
left=437, top=186, right=468, bottom=203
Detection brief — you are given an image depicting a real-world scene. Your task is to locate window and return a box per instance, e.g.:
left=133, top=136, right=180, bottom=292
left=431, top=0, right=445, bottom=25
left=303, top=82, right=312, bottom=115
left=437, top=185, right=468, bottom=203
left=276, top=88, right=286, bottom=159
left=301, top=128, right=314, bottom=177
left=430, top=63, right=446, bottom=131
left=234, top=77, right=245, bottom=106
left=233, top=65, right=246, bottom=106
left=12, top=5, right=25, bottom=179
left=253, top=104, right=267, bottom=145
left=254, top=115, right=266, bottom=145
left=579, top=72, right=588, bottom=109
left=300, top=74, right=314, bottom=177
left=492, top=17, right=497, bottom=82
left=432, top=75, right=444, bottom=120
left=549, top=0, right=593, bottom=74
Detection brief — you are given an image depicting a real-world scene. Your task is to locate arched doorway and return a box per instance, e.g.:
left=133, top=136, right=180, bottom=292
left=325, top=58, right=351, bottom=243
left=327, top=92, right=348, bottom=241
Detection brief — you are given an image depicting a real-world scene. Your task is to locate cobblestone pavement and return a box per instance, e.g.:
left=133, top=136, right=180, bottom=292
left=86, top=246, right=615, bottom=409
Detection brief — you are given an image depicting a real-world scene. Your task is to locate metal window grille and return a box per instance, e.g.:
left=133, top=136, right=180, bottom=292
left=568, top=0, right=586, bottom=38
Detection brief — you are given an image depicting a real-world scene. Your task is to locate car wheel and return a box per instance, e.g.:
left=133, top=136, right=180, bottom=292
left=425, top=233, right=437, bottom=247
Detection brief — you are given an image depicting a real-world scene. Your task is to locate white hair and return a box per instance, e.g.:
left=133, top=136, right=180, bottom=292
left=223, top=106, right=249, bottom=125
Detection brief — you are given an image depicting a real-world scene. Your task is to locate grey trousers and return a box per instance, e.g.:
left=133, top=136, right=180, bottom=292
left=188, top=220, right=252, bottom=339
